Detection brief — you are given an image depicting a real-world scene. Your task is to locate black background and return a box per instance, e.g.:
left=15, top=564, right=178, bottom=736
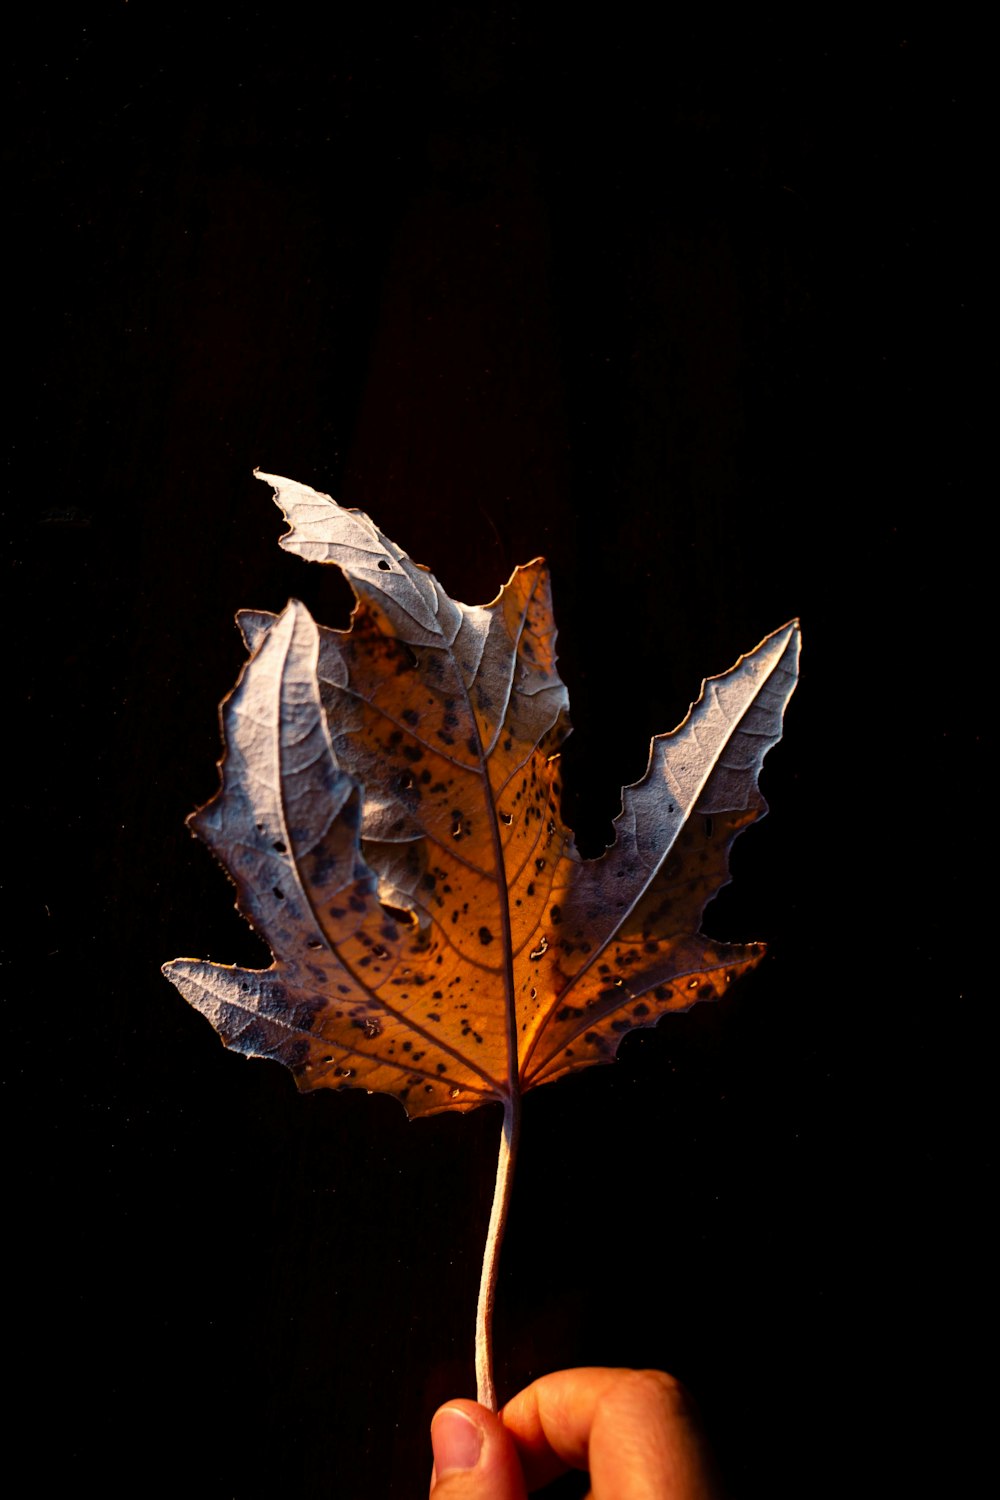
left=9, top=7, right=983, bottom=1497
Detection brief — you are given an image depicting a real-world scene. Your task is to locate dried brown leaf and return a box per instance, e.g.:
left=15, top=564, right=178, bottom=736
left=163, top=474, right=800, bottom=1119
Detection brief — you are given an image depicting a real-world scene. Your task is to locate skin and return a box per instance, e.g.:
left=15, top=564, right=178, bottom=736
left=429, top=1367, right=722, bottom=1499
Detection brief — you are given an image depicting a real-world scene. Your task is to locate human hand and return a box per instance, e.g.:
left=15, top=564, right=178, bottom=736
left=429, top=1366, right=720, bottom=1498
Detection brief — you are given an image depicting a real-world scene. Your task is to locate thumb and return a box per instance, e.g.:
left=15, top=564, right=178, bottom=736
left=429, top=1400, right=528, bottom=1500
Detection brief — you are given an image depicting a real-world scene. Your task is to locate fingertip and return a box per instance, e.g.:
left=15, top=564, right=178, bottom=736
left=429, top=1399, right=527, bottom=1499
left=431, top=1406, right=484, bottom=1477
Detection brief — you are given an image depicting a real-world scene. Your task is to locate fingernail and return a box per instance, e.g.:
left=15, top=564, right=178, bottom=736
left=431, top=1407, right=484, bottom=1474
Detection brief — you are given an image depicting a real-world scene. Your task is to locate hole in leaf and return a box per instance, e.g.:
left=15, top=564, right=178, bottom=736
left=273, top=886, right=285, bottom=901
left=272, top=840, right=287, bottom=853
left=377, top=559, right=392, bottom=571
left=379, top=902, right=417, bottom=928
left=499, top=811, right=512, bottom=826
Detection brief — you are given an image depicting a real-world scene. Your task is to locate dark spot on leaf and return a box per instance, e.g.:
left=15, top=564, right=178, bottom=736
left=296, top=993, right=327, bottom=1027
left=479, top=927, right=493, bottom=945
left=258, top=983, right=288, bottom=1015
left=285, top=1039, right=312, bottom=1072
left=353, top=1016, right=383, bottom=1039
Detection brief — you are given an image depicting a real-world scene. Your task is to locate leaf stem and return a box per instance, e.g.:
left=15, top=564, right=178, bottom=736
left=475, top=1094, right=521, bottom=1411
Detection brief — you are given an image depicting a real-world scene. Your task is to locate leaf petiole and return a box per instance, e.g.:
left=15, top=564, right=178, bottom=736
left=475, top=1093, right=521, bottom=1411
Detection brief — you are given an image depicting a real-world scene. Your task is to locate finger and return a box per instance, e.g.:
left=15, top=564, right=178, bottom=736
left=429, top=1400, right=528, bottom=1500
left=500, top=1367, right=720, bottom=1499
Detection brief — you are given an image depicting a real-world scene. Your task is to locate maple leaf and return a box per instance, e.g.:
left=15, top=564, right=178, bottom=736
left=163, top=471, right=799, bottom=1405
